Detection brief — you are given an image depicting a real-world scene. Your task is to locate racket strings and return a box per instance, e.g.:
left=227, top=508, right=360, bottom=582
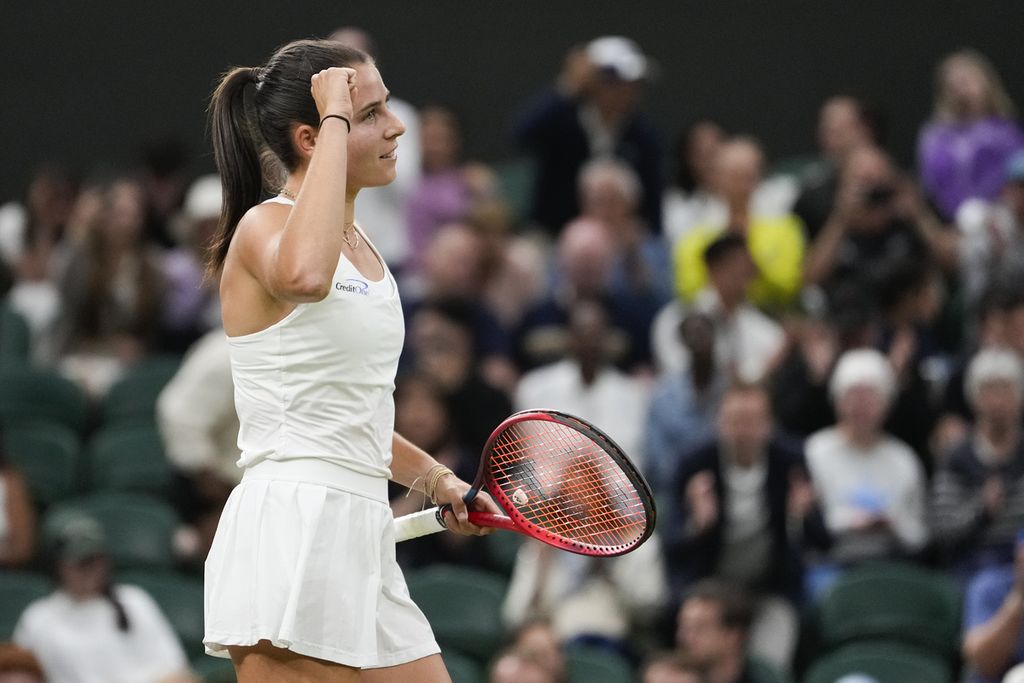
left=488, top=420, right=648, bottom=549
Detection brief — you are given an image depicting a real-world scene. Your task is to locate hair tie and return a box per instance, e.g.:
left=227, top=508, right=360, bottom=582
left=249, top=66, right=264, bottom=89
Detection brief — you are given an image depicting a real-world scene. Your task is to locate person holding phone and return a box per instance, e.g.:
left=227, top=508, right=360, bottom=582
left=202, top=38, right=499, bottom=682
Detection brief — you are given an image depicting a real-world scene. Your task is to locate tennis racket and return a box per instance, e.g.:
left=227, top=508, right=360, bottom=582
left=393, top=409, right=656, bottom=557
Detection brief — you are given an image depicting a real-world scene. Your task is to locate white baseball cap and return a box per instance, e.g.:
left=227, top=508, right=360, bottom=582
left=586, top=36, right=652, bottom=82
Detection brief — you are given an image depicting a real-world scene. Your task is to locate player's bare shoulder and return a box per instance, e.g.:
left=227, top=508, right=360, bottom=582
left=225, top=200, right=291, bottom=266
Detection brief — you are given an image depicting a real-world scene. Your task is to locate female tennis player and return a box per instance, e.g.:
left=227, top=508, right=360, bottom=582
left=202, top=39, right=500, bottom=682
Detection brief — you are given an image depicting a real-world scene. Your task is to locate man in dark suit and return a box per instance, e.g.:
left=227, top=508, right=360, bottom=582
left=513, top=36, right=665, bottom=235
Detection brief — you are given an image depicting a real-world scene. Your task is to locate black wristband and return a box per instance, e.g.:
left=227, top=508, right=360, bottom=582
left=320, top=114, right=351, bottom=133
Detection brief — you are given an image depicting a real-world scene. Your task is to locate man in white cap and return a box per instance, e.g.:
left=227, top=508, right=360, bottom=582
left=514, top=36, right=665, bottom=236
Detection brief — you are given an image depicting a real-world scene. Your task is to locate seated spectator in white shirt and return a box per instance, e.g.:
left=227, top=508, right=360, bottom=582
left=156, top=327, right=239, bottom=566
left=14, top=515, right=195, bottom=683
left=515, top=297, right=649, bottom=470
left=652, top=233, right=783, bottom=383
left=804, top=349, right=929, bottom=598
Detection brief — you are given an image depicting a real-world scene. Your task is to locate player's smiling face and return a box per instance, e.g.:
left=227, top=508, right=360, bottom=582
left=345, top=62, right=405, bottom=193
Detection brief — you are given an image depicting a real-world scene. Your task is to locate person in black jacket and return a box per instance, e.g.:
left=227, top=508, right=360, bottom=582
left=665, top=383, right=829, bottom=672
left=513, top=36, right=665, bottom=236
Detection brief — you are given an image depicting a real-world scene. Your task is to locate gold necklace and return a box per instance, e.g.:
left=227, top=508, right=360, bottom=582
left=343, top=223, right=361, bottom=250
left=279, top=188, right=360, bottom=249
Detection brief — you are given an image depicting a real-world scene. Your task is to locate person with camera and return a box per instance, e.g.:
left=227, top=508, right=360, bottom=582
left=803, top=144, right=958, bottom=300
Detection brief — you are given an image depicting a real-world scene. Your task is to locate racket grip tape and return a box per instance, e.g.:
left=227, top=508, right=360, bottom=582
left=392, top=506, right=450, bottom=542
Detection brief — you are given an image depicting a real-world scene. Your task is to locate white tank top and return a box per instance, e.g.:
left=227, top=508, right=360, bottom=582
left=227, top=196, right=404, bottom=478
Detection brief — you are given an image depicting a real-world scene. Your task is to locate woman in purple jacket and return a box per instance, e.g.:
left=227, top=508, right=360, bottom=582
left=918, top=49, right=1024, bottom=221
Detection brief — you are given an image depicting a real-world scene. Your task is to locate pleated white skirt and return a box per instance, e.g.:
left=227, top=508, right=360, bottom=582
left=203, top=459, right=440, bottom=669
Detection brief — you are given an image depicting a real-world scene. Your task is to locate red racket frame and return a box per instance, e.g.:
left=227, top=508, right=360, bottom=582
left=448, top=409, right=656, bottom=557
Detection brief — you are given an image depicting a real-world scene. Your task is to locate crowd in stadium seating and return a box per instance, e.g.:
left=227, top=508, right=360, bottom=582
left=4, top=28, right=1024, bottom=683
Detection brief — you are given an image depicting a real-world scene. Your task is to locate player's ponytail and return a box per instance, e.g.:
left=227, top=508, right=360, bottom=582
left=207, top=66, right=263, bottom=274
left=205, top=40, right=371, bottom=276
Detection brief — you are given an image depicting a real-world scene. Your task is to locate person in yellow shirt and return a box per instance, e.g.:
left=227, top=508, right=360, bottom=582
left=673, top=138, right=805, bottom=312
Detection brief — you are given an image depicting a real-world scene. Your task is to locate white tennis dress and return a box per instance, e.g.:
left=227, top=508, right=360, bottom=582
left=203, top=196, right=439, bottom=668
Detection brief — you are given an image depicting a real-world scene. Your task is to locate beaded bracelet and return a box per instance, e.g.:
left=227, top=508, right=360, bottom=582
left=320, top=113, right=351, bottom=133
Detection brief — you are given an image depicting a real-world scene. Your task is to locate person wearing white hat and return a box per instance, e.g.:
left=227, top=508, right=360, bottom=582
left=803, top=348, right=928, bottom=597
left=513, top=36, right=665, bottom=236
left=161, top=174, right=224, bottom=353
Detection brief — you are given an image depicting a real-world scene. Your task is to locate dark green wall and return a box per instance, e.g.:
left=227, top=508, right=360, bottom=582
left=2, top=1, right=1023, bottom=197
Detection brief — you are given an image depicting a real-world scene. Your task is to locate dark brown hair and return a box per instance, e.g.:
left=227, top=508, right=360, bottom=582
left=684, top=578, right=755, bottom=633
left=207, top=39, right=371, bottom=272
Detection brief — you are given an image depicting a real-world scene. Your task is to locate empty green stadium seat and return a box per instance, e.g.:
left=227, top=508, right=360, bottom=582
left=4, top=422, right=82, bottom=506
left=0, top=571, right=51, bottom=639
left=0, top=366, right=89, bottom=433
left=405, top=565, right=507, bottom=662
left=0, top=304, right=30, bottom=362
left=443, top=649, right=485, bottom=683
left=803, top=641, right=952, bottom=683
left=101, top=355, right=181, bottom=427
left=191, top=655, right=236, bottom=683
left=816, top=562, right=961, bottom=658
left=87, top=424, right=174, bottom=495
left=44, top=493, right=180, bottom=569
left=566, top=645, right=633, bottom=683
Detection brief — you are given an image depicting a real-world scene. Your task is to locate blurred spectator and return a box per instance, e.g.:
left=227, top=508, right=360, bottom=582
left=653, top=234, right=784, bottom=383
left=769, top=286, right=876, bottom=439
left=645, top=312, right=727, bottom=498
left=391, top=372, right=487, bottom=569
left=793, top=95, right=884, bottom=240
left=507, top=620, right=567, bottom=681
left=405, top=222, right=515, bottom=387
left=956, top=150, right=1024, bottom=318
left=932, top=349, right=1024, bottom=575
left=874, top=258, right=946, bottom=466
left=137, top=136, right=190, bottom=248
left=962, top=541, right=1024, bottom=683
left=407, top=298, right=511, bottom=455
left=640, top=650, right=704, bottom=683
left=804, top=349, right=928, bottom=596
left=936, top=285, right=1024, bottom=451
left=404, top=105, right=496, bottom=281
left=665, top=384, right=827, bottom=670
left=918, top=49, right=1024, bottom=221
left=161, top=174, right=221, bottom=353
left=578, top=158, right=672, bottom=368
left=156, top=328, right=239, bottom=566
left=0, top=164, right=77, bottom=273
left=55, top=176, right=166, bottom=398
left=472, top=198, right=549, bottom=335
left=514, top=37, right=664, bottom=235
left=502, top=532, right=668, bottom=649
left=0, top=644, right=45, bottom=683
left=672, top=137, right=806, bottom=311
left=490, top=648, right=561, bottom=683
left=515, top=218, right=631, bottom=371
left=663, top=120, right=726, bottom=241
left=330, top=25, right=422, bottom=269
left=804, top=145, right=958, bottom=298
left=0, top=165, right=78, bottom=355
left=515, top=298, right=649, bottom=470
left=675, top=579, right=757, bottom=683
left=14, top=515, right=195, bottom=683
left=0, top=428, right=36, bottom=569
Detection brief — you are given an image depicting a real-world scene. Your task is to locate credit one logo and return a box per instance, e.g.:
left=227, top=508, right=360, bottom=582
left=335, top=279, right=369, bottom=296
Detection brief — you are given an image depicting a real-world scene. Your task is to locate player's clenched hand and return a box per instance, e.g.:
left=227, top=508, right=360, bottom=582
left=434, top=476, right=500, bottom=536
left=310, top=67, right=357, bottom=121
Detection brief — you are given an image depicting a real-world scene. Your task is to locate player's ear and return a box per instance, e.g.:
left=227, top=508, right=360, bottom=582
left=291, top=123, right=318, bottom=163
